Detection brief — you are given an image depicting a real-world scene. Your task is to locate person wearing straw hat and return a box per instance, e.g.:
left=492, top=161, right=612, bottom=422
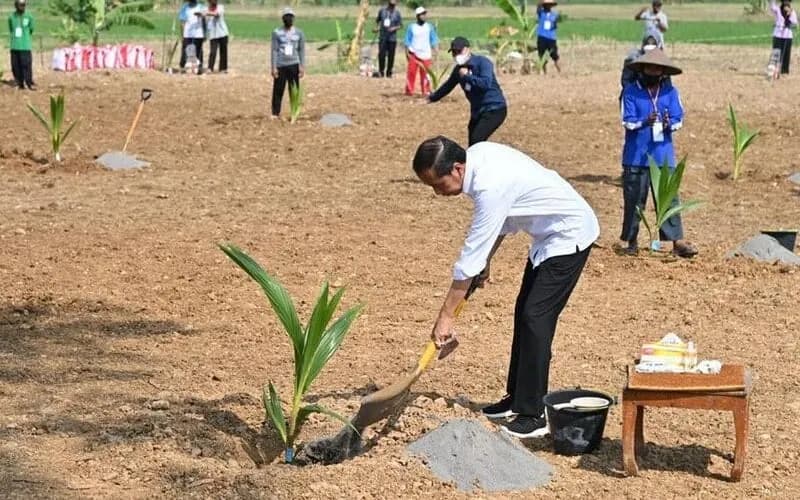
left=619, top=49, right=697, bottom=258
left=635, top=0, right=668, bottom=48
left=619, top=33, right=662, bottom=100
left=536, top=0, right=561, bottom=73
left=404, top=6, right=439, bottom=96
left=428, top=37, right=507, bottom=145
left=8, top=0, right=36, bottom=90
left=270, top=7, right=306, bottom=119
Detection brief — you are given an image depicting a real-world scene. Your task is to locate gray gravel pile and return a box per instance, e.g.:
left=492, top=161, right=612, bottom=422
left=727, top=234, right=800, bottom=265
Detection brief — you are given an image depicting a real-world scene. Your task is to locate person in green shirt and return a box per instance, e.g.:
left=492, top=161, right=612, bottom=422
left=8, top=0, right=35, bottom=90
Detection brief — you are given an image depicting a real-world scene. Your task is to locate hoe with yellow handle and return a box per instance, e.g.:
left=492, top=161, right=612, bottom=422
left=300, top=278, right=480, bottom=464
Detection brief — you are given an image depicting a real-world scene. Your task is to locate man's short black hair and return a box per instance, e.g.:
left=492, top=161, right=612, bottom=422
left=412, top=136, right=466, bottom=177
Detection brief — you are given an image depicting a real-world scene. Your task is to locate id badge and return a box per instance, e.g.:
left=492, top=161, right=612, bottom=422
left=543, top=20, right=552, bottom=31
left=284, top=44, right=293, bottom=56
left=383, top=18, right=391, bottom=28
left=15, top=27, right=23, bottom=38
left=464, top=83, right=472, bottom=92
left=652, top=121, right=664, bottom=143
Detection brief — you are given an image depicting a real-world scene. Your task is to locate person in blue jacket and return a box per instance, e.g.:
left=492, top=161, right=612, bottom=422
left=619, top=49, right=697, bottom=258
left=428, top=37, right=507, bottom=145
left=536, top=0, right=561, bottom=73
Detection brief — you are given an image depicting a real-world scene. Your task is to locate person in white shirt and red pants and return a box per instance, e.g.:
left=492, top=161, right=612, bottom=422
left=404, top=6, right=439, bottom=96
left=412, top=136, right=600, bottom=438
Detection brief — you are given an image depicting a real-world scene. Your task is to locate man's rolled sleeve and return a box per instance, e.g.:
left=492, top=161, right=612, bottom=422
left=452, top=187, right=514, bottom=280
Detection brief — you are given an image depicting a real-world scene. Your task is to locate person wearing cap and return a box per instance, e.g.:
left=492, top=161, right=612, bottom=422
left=770, top=0, right=797, bottom=75
left=178, top=0, right=208, bottom=74
left=634, top=1, right=668, bottom=48
left=411, top=135, right=599, bottom=439
left=374, top=0, right=403, bottom=78
left=404, top=6, right=439, bottom=96
left=536, top=0, right=561, bottom=73
left=619, top=49, right=697, bottom=258
left=8, top=0, right=35, bottom=90
left=428, top=37, right=507, bottom=145
left=271, top=7, right=306, bottom=119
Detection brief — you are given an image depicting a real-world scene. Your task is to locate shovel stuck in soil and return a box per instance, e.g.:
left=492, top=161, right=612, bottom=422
left=298, top=279, right=480, bottom=465
left=96, top=89, right=153, bottom=171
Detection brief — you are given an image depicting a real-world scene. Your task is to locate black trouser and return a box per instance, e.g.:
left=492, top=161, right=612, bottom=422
left=507, top=246, right=592, bottom=417
left=208, top=36, right=228, bottom=72
left=378, top=39, right=397, bottom=77
left=179, top=37, right=205, bottom=69
left=620, top=166, right=684, bottom=243
left=10, top=50, right=34, bottom=89
left=272, top=64, right=300, bottom=116
left=773, top=36, right=792, bottom=74
left=467, top=107, right=507, bottom=146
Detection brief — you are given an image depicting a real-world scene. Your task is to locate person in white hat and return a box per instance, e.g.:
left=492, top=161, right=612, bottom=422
left=8, top=0, right=35, bottom=90
left=270, top=7, right=306, bottom=118
left=403, top=6, right=439, bottom=96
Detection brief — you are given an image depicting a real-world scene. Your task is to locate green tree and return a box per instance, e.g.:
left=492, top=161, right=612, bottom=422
left=48, top=0, right=155, bottom=46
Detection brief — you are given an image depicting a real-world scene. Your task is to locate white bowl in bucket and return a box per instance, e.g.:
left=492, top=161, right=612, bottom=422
left=570, top=396, right=610, bottom=411
left=552, top=402, right=575, bottom=410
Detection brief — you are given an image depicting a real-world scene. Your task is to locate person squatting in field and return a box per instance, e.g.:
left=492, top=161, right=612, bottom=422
left=771, top=0, right=797, bottom=75
left=536, top=0, right=561, bottom=73
left=270, top=7, right=306, bottom=119
left=619, top=49, right=698, bottom=258
left=427, top=37, right=507, bottom=146
left=374, top=0, right=403, bottom=78
left=8, top=0, right=35, bottom=90
left=412, top=136, right=599, bottom=439
left=404, top=6, right=439, bottom=96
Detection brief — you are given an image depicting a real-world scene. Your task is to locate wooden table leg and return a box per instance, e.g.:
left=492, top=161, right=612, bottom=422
left=622, top=396, right=639, bottom=477
left=731, top=398, right=749, bottom=482
left=635, top=405, right=646, bottom=459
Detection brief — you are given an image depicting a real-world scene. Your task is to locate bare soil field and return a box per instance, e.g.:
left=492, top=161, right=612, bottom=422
left=1, top=41, right=799, bottom=498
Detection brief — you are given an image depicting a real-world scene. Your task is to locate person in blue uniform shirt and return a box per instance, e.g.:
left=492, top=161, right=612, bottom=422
left=428, top=37, right=507, bottom=146
left=619, top=49, right=698, bottom=258
left=536, top=0, right=561, bottom=73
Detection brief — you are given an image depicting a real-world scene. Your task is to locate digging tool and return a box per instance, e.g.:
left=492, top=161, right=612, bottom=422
left=122, top=88, right=153, bottom=153
left=298, top=277, right=481, bottom=464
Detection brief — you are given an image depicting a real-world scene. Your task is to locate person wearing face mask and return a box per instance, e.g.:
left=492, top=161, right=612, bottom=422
left=634, top=0, right=668, bottom=48
left=536, top=0, right=561, bottom=73
left=404, top=6, right=439, bottom=96
left=374, top=0, right=402, bottom=78
left=178, top=0, right=207, bottom=74
left=619, top=32, right=663, bottom=99
left=271, top=7, right=306, bottom=119
left=428, top=37, right=507, bottom=145
left=619, top=49, right=697, bottom=258
left=771, top=0, right=797, bottom=75
left=8, top=0, right=35, bottom=90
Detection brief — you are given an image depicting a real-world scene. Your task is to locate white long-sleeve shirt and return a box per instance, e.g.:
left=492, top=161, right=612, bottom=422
left=452, top=142, right=600, bottom=280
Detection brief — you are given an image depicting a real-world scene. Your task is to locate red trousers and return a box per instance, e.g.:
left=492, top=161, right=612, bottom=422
left=405, top=53, right=431, bottom=96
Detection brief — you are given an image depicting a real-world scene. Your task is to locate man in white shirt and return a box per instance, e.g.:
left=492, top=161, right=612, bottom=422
left=404, top=6, right=439, bottom=96
left=178, top=0, right=207, bottom=74
left=635, top=0, right=668, bottom=47
left=412, top=136, right=600, bottom=438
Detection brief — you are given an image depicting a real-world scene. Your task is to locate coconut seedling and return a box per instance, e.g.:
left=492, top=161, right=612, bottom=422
left=636, top=156, right=703, bottom=252
left=423, top=63, right=451, bottom=91
left=27, top=92, right=79, bottom=162
left=288, top=82, right=303, bottom=124
left=219, top=243, right=362, bottom=463
left=728, top=103, right=760, bottom=181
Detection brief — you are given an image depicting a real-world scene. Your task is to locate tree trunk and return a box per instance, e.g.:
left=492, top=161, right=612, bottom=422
left=347, top=0, right=370, bottom=66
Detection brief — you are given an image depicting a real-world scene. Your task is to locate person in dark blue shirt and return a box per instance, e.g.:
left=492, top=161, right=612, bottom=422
left=619, top=49, right=697, bottom=258
left=536, top=0, right=561, bottom=73
left=428, top=37, right=507, bottom=145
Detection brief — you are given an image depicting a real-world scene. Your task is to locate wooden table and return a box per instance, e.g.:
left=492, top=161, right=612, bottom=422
left=622, top=364, right=752, bottom=481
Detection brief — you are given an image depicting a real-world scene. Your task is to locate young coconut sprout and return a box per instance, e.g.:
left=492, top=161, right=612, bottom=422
left=636, top=156, right=703, bottom=252
left=289, top=82, right=303, bottom=124
left=728, top=103, right=760, bottom=181
left=423, top=64, right=451, bottom=91
left=219, top=243, right=361, bottom=463
left=27, top=92, right=79, bottom=163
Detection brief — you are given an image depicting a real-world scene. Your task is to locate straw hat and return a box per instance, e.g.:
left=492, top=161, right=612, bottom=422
left=542, top=0, right=558, bottom=5
left=626, top=48, right=682, bottom=75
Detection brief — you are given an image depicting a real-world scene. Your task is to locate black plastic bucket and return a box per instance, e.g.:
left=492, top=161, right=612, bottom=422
left=543, top=389, right=614, bottom=456
left=761, top=230, right=798, bottom=252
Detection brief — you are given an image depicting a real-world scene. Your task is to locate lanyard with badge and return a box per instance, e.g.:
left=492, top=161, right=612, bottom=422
left=14, top=16, right=24, bottom=38
left=283, top=29, right=293, bottom=56
left=648, top=86, right=664, bottom=142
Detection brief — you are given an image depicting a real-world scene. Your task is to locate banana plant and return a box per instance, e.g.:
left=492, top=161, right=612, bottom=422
left=48, top=0, right=155, bottom=46
left=636, top=156, right=703, bottom=252
left=491, top=0, right=537, bottom=74
left=27, top=93, right=80, bottom=162
left=289, top=82, right=303, bottom=124
left=219, top=244, right=362, bottom=463
left=728, top=103, right=760, bottom=181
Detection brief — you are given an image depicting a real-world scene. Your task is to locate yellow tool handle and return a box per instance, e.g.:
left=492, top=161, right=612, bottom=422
left=416, top=296, right=469, bottom=372
left=122, top=101, right=146, bottom=153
